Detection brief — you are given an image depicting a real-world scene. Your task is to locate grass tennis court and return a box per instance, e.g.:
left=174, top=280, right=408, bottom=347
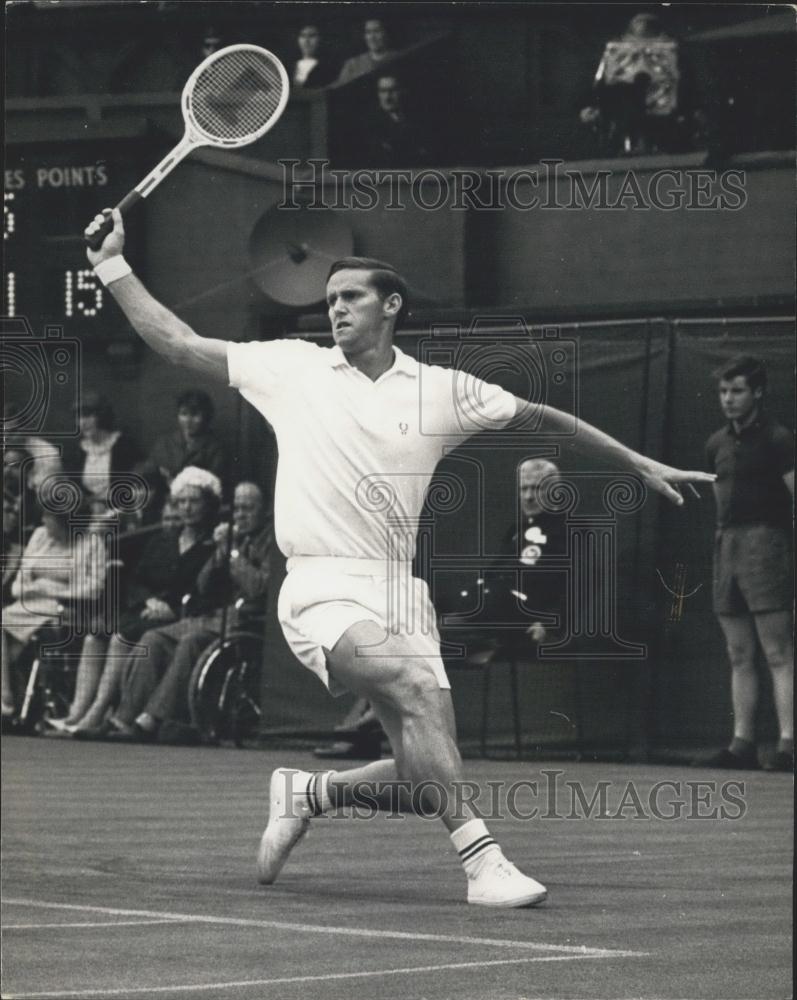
left=2, top=735, right=791, bottom=1000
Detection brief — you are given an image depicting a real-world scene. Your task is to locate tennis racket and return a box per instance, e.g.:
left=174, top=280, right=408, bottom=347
left=85, top=44, right=289, bottom=249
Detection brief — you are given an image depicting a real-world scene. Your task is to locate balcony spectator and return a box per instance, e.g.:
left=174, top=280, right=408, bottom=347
left=580, top=12, right=680, bottom=155
left=338, top=18, right=398, bottom=85
left=363, top=74, right=432, bottom=167
left=200, top=25, right=222, bottom=60
left=61, top=391, right=143, bottom=517
left=292, top=24, right=339, bottom=89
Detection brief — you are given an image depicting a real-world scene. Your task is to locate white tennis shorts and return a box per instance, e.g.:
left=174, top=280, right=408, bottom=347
left=277, top=556, right=451, bottom=696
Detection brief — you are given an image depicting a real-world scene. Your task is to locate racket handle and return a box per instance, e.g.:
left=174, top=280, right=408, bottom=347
left=84, top=189, right=143, bottom=251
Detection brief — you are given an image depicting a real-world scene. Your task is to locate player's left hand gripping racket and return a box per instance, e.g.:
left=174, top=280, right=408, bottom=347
left=85, top=44, right=289, bottom=249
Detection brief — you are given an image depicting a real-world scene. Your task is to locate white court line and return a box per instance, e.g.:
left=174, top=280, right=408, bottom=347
left=3, top=920, right=192, bottom=931
left=3, top=898, right=644, bottom=958
left=1, top=954, right=614, bottom=999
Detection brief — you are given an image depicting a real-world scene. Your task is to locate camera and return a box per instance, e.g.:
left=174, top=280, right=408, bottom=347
left=1, top=316, right=81, bottom=437
left=417, top=317, right=578, bottom=436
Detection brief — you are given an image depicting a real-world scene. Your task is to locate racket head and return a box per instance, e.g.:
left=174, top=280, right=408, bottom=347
left=182, top=44, right=290, bottom=149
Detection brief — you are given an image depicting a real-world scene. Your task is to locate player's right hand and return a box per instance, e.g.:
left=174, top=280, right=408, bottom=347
left=85, top=207, right=125, bottom=266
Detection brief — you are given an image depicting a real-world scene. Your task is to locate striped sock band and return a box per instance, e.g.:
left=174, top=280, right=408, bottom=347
left=306, top=773, right=322, bottom=816
left=450, top=819, right=499, bottom=873
left=305, top=771, right=333, bottom=816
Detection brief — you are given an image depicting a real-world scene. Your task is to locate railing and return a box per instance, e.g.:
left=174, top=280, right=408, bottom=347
left=6, top=32, right=451, bottom=163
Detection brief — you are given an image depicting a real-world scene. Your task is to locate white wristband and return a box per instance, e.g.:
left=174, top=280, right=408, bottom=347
left=93, top=255, right=132, bottom=286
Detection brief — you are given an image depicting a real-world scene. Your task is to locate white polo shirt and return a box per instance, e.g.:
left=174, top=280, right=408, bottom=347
left=227, top=339, right=517, bottom=561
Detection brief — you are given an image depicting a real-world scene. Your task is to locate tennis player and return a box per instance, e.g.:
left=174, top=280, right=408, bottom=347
left=85, top=208, right=714, bottom=907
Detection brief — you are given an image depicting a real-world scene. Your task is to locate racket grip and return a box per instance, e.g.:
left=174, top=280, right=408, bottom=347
left=84, top=189, right=143, bottom=251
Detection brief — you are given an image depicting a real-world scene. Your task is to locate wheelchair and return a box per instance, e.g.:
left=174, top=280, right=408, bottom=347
left=7, top=607, right=84, bottom=735
left=186, top=599, right=266, bottom=747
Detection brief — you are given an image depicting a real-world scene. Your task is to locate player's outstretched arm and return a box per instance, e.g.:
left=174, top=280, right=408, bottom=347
left=85, top=209, right=228, bottom=383
left=513, top=398, right=715, bottom=506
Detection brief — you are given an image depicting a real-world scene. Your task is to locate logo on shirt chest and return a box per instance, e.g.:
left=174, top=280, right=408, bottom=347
left=394, top=417, right=417, bottom=438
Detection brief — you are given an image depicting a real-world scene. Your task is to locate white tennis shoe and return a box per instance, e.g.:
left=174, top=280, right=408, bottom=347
left=257, top=768, right=313, bottom=885
left=467, top=855, right=547, bottom=908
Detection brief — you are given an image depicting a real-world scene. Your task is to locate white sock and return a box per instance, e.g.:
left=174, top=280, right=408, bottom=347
left=295, top=769, right=334, bottom=816
left=450, top=818, right=502, bottom=876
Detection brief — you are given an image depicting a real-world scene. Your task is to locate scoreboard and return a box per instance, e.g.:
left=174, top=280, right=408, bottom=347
left=3, top=144, right=143, bottom=338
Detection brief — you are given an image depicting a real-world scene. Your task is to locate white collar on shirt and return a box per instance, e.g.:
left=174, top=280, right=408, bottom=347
left=326, top=344, right=418, bottom=378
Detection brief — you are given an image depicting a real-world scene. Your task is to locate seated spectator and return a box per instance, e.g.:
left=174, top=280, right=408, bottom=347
left=2, top=443, right=38, bottom=524
left=18, top=438, right=61, bottom=495
left=105, top=480, right=272, bottom=743
left=2, top=405, right=63, bottom=502
left=500, top=458, right=567, bottom=635
left=61, top=391, right=143, bottom=516
left=2, top=435, right=62, bottom=530
left=292, top=24, right=338, bottom=89
left=48, top=497, right=182, bottom=730
left=195, top=481, right=272, bottom=624
left=63, top=467, right=220, bottom=737
left=1, top=503, right=106, bottom=720
left=2, top=489, right=24, bottom=606
left=580, top=12, right=680, bottom=155
left=338, top=17, right=398, bottom=84
left=139, top=389, right=227, bottom=512
left=363, top=74, right=431, bottom=167
left=442, top=458, right=567, bottom=646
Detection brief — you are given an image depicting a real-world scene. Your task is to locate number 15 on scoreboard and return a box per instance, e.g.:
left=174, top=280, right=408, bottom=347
left=64, top=269, right=104, bottom=318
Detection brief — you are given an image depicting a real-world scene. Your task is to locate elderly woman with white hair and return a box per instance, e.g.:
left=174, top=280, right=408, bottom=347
left=59, top=467, right=220, bottom=737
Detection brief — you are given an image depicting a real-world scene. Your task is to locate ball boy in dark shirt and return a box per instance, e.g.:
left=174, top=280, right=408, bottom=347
left=702, top=356, right=793, bottom=771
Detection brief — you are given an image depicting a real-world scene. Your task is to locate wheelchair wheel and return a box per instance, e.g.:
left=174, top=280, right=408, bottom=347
left=38, top=649, right=77, bottom=721
left=188, top=632, right=263, bottom=746
left=13, top=646, right=75, bottom=735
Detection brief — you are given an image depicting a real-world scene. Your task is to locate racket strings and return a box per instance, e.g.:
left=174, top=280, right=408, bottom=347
left=190, top=50, right=286, bottom=142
